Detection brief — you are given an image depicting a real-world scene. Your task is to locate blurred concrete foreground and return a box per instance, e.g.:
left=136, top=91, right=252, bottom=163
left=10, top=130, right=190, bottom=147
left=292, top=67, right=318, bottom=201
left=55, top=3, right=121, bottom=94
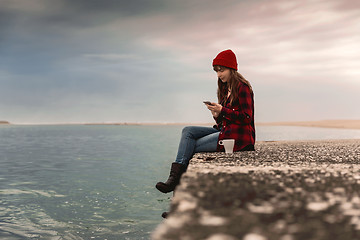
left=152, top=139, right=360, bottom=240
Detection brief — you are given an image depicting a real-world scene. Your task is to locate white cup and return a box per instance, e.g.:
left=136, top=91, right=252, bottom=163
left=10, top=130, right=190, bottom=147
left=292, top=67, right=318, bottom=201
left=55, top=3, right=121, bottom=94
left=219, top=139, right=235, bottom=154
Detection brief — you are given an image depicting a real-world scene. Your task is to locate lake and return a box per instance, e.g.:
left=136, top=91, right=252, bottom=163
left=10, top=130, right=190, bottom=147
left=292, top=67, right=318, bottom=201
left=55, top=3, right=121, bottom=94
left=1, top=124, right=360, bottom=239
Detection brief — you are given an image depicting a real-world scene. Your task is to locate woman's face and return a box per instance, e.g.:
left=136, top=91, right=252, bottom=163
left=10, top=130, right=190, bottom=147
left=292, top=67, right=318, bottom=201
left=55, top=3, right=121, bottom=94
left=214, top=66, right=231, bottom=83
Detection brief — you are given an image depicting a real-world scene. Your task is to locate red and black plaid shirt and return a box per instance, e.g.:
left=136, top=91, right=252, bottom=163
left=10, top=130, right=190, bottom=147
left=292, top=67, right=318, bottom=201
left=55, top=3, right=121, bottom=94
left=214, top=81, right=255, bottom=152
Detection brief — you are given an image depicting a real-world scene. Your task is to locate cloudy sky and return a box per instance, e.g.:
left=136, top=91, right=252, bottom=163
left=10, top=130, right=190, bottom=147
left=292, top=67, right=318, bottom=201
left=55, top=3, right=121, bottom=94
left=1, top=0, right=359, bottom=124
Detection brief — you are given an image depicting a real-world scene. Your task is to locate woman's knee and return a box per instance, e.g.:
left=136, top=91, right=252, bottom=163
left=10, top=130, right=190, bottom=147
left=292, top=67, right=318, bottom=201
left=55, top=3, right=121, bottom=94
left=181, top=126, right=198, bottom=139
left=182, top=126, right=195, bottom=134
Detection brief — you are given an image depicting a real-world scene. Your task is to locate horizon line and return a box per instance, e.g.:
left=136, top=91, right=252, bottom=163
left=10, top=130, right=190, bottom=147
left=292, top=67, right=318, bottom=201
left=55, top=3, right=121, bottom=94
left=2, top=119, right=360, bottom=128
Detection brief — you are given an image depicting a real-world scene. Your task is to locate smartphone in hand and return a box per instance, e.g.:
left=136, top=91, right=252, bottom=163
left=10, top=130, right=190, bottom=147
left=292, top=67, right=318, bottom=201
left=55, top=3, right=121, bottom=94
left=203, top=101, right=213, bottom=106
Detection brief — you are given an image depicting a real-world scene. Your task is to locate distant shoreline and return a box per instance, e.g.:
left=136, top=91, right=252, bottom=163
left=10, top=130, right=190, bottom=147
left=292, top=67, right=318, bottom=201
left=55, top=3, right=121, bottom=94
left=256, top=120, right=360, bottom=130
left=2, top=120, right=360, bottom=130
left=88, top=120, right=360, bottom=130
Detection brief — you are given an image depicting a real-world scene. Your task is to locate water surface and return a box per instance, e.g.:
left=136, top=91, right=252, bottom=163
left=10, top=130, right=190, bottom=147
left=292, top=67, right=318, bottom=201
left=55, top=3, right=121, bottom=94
left=1, top=124, right=359, bottom=239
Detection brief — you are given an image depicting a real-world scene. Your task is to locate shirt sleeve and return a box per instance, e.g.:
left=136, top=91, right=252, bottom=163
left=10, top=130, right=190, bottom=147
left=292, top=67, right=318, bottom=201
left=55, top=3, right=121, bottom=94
left=220, top=84, right=253, bottom=125
left=214, top=114, right=223, bottom=124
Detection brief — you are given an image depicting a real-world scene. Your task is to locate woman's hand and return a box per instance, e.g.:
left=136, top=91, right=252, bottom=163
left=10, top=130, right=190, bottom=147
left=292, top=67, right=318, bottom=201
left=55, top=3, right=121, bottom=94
left=206, top=103, right=222, bottom=118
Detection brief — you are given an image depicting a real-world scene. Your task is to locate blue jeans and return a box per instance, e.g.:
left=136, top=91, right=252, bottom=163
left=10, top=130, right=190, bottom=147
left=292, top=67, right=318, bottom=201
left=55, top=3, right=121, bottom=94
left=175, top=126, right=220, bottom=166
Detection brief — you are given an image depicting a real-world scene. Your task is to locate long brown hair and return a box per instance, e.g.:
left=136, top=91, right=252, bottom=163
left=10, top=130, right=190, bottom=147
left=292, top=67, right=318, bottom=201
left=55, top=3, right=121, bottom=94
left=214, top=66, right=253, bottom=105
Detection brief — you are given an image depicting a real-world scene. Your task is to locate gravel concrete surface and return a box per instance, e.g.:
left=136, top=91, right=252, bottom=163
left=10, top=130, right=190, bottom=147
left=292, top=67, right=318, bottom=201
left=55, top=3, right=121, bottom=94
left=152, top=139, right=360, bottom=240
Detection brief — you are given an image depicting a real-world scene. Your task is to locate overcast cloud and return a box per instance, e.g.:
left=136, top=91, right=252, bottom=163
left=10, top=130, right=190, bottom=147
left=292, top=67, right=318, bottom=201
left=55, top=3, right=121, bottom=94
left=0, top=0, right=359, bottom=124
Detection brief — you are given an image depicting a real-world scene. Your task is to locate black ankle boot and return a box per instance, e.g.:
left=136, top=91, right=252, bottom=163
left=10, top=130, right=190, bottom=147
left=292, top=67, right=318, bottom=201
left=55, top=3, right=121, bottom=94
left=156, top=162, right=187, bottom=193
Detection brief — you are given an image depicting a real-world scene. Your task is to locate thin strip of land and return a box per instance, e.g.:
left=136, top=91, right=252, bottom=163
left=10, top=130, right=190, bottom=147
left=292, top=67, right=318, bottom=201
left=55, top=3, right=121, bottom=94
left=86, top=120, right=360, bottom=129
left=4, top=119, right=360, bottom=129
left=257, top=119, right=360, bottom=130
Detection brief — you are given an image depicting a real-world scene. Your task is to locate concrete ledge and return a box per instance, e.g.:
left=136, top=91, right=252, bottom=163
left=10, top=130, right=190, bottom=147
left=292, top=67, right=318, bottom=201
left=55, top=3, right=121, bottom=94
left=152, top=139, right=360, bottom=240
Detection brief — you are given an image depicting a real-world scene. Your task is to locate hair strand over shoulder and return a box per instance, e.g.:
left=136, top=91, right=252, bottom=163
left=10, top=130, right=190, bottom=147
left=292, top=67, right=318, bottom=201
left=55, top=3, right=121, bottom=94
left=217, top=68, right=253, bottom=105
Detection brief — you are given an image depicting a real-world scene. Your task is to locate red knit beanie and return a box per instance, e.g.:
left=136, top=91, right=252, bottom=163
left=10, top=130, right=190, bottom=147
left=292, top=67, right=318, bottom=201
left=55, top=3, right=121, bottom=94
left=212, top=49, right=238, bottom=70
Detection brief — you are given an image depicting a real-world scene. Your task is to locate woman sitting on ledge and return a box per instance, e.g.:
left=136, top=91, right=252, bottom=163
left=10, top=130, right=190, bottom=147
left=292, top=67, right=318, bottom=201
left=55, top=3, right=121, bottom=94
left=156, top=49, right=255, bottom=194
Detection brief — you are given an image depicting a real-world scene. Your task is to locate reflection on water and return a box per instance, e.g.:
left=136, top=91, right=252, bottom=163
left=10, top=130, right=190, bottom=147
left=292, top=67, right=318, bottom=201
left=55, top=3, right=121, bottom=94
left=0, top=191, right=70, bottom=239
left=0, top=125, right=176, bottom=239
left=0, top=125, right=359, bottom=239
